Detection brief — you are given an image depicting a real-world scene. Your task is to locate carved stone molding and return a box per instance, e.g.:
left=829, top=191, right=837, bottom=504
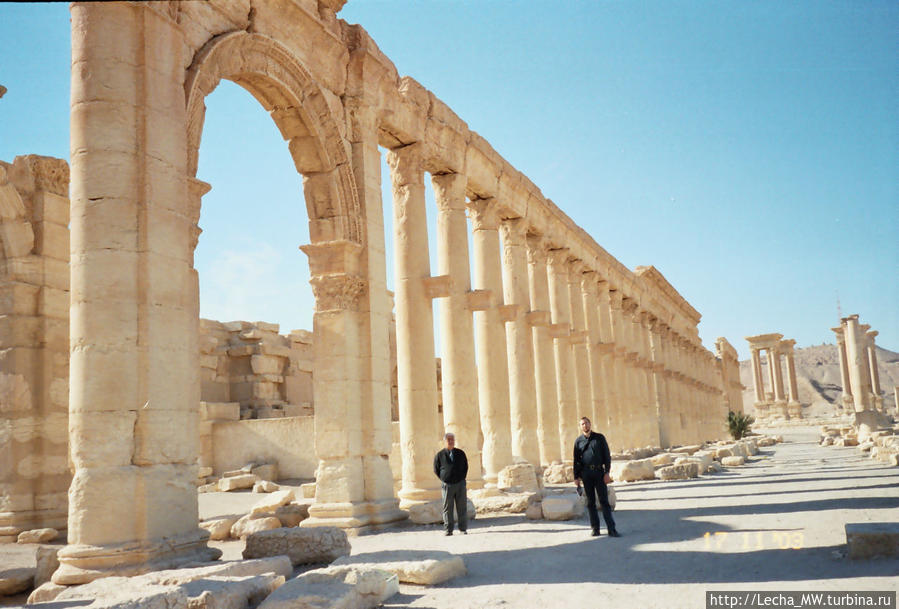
left=310, top=274, right=367, bottom=312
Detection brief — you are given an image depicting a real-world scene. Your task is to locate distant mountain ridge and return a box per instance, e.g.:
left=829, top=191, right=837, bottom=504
left=739, top=343, right=899, bottom=417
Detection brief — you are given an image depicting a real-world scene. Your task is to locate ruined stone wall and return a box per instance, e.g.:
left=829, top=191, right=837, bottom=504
left=0, top=156, right=70, bottom=540
left=716, top=337, right=744, bottom=415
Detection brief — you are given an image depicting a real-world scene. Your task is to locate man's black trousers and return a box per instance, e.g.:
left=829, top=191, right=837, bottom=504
left=582, top=469, right=616, bottom=533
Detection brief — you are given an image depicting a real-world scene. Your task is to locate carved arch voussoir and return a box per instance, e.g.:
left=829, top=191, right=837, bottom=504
left=184, top=31, right=362, bottom=245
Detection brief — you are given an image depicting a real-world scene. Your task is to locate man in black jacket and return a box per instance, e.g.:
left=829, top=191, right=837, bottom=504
left=574, top=416, right=620, bottom=537
left=433, top=432, right=468, bottom=536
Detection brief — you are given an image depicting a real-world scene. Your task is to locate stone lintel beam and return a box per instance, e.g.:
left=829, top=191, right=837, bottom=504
left=423, top=274, right=452, bottom=299
left=526, top=310, right=551, bottom=327
left=466, top=289, right=492, bottom=311
left=548, top=323, right=570, bottom=339
left=498, top=303, right=521, bottom=323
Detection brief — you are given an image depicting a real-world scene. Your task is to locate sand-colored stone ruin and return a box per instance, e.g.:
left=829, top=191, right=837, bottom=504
left=832, top=315, right=887, bottom=415
left=745, top=333, right=803, bottom=420
left=1, top=0, right=828, bottom=587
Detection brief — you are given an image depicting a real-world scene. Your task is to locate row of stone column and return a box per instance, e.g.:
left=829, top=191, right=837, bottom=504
left=746, top=333, right=801, bottom=419
left=833, top=315, right=884, bottom=413
left=387, top=145, right=724, bottom=504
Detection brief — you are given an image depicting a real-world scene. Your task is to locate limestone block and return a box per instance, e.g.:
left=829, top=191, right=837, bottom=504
left=846, top=523, right=899, bottom=559
left=219, top=473, right=257, bottom=491
left=301, top=482, right=316, bottom=499
left=612, top=458, right=655, bottom=482
left=407, top=500, right=443, bottom=524
left=34, top=220, right=69, bottom=261
left=198, top=466, right=213, bottom=478
left=0, top=536, right=16, bottom=544
left=230, top=515, right=282, bottom=540
left=721, top=456, right=746, bottom=467
left=745, top=439, right=759, bottom=455
left=28, top=581, right=67, bottom=603
left=675, top=452, right=713, bottom=474
left=541, top=495, right=584, bottom=520
left=0, top=220, right=35, bottom=258
left=657, top=463, right=700, bottom=480
left=258, top=565, right=397, bottom=609
left=251, top=354, right=285, bottom=375
left=200, top=517, right=238, bottom=541
left=543, top=462, right=573, bottom=484
left=243, top=526, right=350, bottom=566
left=34, top=544, right=60, bottom=587
left=497, top=462, right=541, bottom=493
left=821, top=436, right=835, bottom=446
left=252, top=462, right=279, bottom=481
left=715, top=447, right=734, bottom=459
left=69, top=410, right=136, bottom=468
left=253, top=480, right=280, bottom=493
left=334, top=550, right=466, bottom=585
left=670, top=445, right=701, bottom=455
left=707, top=462, right=724, bottom=474
left=473, top=492, right=537, bottom=514
left=198, top=482, right=218, bottom=493
left=525, top=502, right=543, bottom=520
left=33, top=191, right=69, bottom=225
left=17, top=527, right=58, bottom=543
left=731, top=442, right=750, bottom=458
left=0, top=567, right=34, bottom=596
left=651, top=453, right=675, bottom=467
left=250, top=489, right=295, bottom=516
left=858, top=441, right=875, bottom=453
left=275, top=502, right=310, bottom=527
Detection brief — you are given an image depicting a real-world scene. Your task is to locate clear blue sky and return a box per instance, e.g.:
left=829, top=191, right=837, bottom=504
left=1, top=2, right=896, bottom=360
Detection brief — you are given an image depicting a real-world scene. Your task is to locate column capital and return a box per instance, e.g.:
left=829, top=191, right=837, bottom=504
left=525, top=233, right=549, bottom=264
left=566, top=257, right=586, bottom=277
left=546, top=247, right=570, bottom=270
left=608, top=289, right=623, bottom=309
left=499, top=216, right=528, bottom=245
left=386, top=142, right=423, bottom=185
left=309, top=274, right=368, bottom=312
left=467, top=198, right=500, bottom=231
left=431, top=172, right=467, bottom=211
left=580, top=270, right=599, bottom=293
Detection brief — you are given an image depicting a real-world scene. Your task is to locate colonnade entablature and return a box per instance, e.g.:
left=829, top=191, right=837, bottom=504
left=832, top=314, right=886, bottom=415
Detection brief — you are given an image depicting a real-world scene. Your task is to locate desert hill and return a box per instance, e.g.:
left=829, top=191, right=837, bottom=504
left=739, top=343, right=899, bottom=418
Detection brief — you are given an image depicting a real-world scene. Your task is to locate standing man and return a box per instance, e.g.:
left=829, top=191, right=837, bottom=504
left=573, top=416, right=620, bottom=537
left=433, top=432, right=469, bottom=536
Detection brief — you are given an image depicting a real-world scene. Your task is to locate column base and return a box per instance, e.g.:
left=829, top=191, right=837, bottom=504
left=787, top=401, right=802, bottom=419
left=770, top=400, right=788, bottom=417
left=301, top=499, right=408, bottom=534
left=53, top=528, right=221, bottom=585
left=397, top=486, right=442, bottom=509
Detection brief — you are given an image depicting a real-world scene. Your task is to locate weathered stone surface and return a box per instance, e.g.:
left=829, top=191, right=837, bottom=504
left=200, top=516, right=239, bottom=541
left=846, top=522, right=899, bottom=559
left=497, top=462, right=541, bottom=492
left=334, top=550, right=466, bottom=585
left=250, top=489, right=296, bottom=515
left=670, top=445, right=702, bottom=455
left=407, top=499, right=476, bottom=524
left=252, top=462, right=279, bottom=481
left=34, top=544, right=60, bottom=587
left=231, top=514, right=282, bottom=539
left=0, top=567, right=33, bottom=596
left=715, top=446, right=735, bottom=459
left=300, top=482, right=316, bottom=498
left=219, top=473, right=257, bottom=491
left=757, top=437, right=776, bottom=447
left=472, top=492, right=537, bottom=514
left=541, top=495, right=584, bottom=520
left=28, top=581, right=67, bottom=604
left=275, top=502, right=310, bottom=527
left=721, top=456, right=746, bottom=467
left=657, top=462, right=700, bottom=480
left=254, top=480, right=281, bottom=493
left=525, top=502, right=543, bottom=520
left=17, top=527, right=58, bottom=544
left=258, top=565, right=397, bottom=609
left=243, top=526, right=350, bottom=566
left=612, top=458, right=655, bottom=482
left=651, top=453, right=675, bottom=467
left=543, top=462, right=573, bottom=484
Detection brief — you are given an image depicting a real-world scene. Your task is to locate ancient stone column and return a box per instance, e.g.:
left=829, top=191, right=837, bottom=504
left=500, top=218, right=540, bottom=466
left=581, top=272, right=606, bottom=434
left=843, top=315, right=871, bottom=411
left=595, top=280, right=619, bottom=440
left=567, top=259, right=593, bottom=425
left=526, top=235, right=562, bottom=465
left=468, top=199, right=514, bottom=484
left=832, top=326, right=853, bottom=412
left=607, top=289, right=632, bottom=447
left=547, top=247, right=578, bottom=459
left=432, top=172, right=484, bottom=485
left=771, top=348, right=786, bottom=406
left=61, top=2, right=221, bottom=584
left=335, top=101, right=405, bottom=529
left=387, top=144, right=441, bottom=506
left=866, top=331, right=884, bottom=411
left=780, top=340, right=801, bottom=419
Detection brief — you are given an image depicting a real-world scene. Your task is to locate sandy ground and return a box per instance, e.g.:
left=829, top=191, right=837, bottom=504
left=4, top=424, right=898, bottom=608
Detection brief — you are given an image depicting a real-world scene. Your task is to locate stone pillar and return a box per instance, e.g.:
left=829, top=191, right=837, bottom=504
left=749, top=348, right=764, bottom=404
left=866, top=331, right=883, bottom=411
left=567, top=259, right=593, bottom=425
left=843, top=315, right=871, bottom=411
left=432, top=172, right=483, bottom=485
left=0, top=156, right=71, bottom=544
left=595, top=280, right=619, bottom=440
left=60, top=2, right=219, bottom=584
left=526, top=235, right=561, bottom=465
left=468, top=199, right=514, bottom=484
left=339, top=101, right=407, bottom=527
left=781, top=340, right=801, bottom=419
left=607, top=289, right=631, bottom=447
left=832, top=327, right=853, bottom=412
left=581, top=272, right=606, bottom=434
left=547, top=247, right=578, bottom=459
left=500, top=218, right=540, bottom=466
left=386, top=144, right=441, bottom=506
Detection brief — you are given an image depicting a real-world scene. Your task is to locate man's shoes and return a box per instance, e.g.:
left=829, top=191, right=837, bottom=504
left=445, top=531, right=453, bottom=536
left=590, top=529, right=600, bottom=537
left=608, top=529, right=621, bottom=537
left=461, top=530, right=468, bottom=535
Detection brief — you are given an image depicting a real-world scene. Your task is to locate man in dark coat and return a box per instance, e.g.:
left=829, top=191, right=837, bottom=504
left=574, top=416, right=620, bottom=537
left=433, top=432, right=468, bottom=535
